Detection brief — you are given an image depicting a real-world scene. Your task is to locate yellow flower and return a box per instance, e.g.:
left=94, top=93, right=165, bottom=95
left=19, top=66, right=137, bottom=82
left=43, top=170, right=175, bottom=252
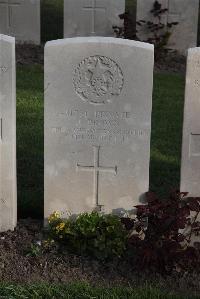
left=48, top=211, right=61, bottom=223
left=43, top=239, right=55, bottom=248
left=55, top=222, right=65, bottom=232
left=59, top=222, right=65, bottom=230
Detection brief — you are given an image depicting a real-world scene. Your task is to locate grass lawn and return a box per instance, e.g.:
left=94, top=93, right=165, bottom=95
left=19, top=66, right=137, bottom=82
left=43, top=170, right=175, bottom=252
left=150, top=73, right=185, bottom=195
left=0, top=282, right=198, bottom=299
left=16, top=65, right=185, bottom=218
left=17, top=65, right=44, bottom=218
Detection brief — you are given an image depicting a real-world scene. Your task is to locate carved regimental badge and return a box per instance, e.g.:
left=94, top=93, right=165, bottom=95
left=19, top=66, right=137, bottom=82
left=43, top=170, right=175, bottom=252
left=73, top=55, right=124, bottom=104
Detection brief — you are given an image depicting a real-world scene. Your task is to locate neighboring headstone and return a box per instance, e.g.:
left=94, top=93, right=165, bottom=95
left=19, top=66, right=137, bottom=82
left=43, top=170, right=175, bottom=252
left=137, top=0, right=199, bottom=53
left=44, top=37, right=154, bottom=219
left=64, top=0, right=125, bottom=38
left=0, top=0, right=40, bottom=44
left=181, top=48, right=200, bottom=243
left=0, top=34, right=17, bottom=231
left=181, top=47, right=200, bottom=197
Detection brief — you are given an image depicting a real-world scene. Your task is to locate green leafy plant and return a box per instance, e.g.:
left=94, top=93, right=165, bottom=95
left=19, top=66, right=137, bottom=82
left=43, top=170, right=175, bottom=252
left=25, top=243, right=42, bottom=257
left=47, top=191, right=200, bottom=272
left=48, top=211, right=127, bottom=260
left=114, top=1, right=179, bottom=59
left=113, top=12, right=137, bottom=40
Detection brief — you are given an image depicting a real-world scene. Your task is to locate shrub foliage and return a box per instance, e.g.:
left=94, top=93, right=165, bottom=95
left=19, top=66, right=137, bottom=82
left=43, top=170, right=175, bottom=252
left=48, top=191, right=200, bottom=273
left=125, top=191, right=200, bottom=273
left=114, top=0, right=179, bottom=59
left=48, top=211, right=127, bottom=260
left=136, top=0, right=178, bottom=55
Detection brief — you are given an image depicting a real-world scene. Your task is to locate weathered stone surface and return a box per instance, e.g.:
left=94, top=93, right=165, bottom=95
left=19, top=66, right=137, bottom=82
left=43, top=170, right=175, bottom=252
left=180, top=48, right=200, bottom=243
left=64, top=0, right=125, bottom=38
left=137, top=0, right=199, bottom=53
left=0, top=0, right=40, bottom=44
left=44, top=37, right=154, bottom=219
left=0, top=34, right=17, bottom=231
left=181, top=48, right=200, bottom=197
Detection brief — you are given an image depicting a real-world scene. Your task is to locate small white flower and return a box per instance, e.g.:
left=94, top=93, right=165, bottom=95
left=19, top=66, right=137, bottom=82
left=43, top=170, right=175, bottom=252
left=36, top=240, right=42, bottom=246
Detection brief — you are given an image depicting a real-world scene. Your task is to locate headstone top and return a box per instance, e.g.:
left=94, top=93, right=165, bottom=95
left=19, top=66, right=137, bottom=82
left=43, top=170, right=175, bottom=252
left=188, top=47, right=200, bottom=54
left=0, top=33, right=14, bottom=42
left=46, top=36, right=154, bottom=50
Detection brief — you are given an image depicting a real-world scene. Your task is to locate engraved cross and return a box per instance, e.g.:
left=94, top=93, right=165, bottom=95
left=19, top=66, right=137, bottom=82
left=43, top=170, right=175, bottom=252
left=167, top=0, right=180, bottom=24
left=0, top=0, right=21, bottom=30
left=83, top=0, right=106, bottom=34
left=77, top=146, right=117, bottom=210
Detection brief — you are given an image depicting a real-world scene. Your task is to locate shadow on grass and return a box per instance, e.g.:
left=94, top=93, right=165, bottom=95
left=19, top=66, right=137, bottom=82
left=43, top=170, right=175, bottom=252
left=17, top=65, right=44, bottom=218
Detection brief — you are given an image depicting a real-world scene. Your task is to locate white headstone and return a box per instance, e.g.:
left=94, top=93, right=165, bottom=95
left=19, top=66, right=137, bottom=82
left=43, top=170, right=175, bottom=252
left=181, top=48, right=200, bottom=196
left=0, top=34, right=16, bottom=231
left=137, top=0, right=199, bottom=53
left=181, top=48, right=200, bottom=243
left=64, top=0, right=125, bottom=38
left=0, top=0, right=40, bottom=44
left=44, top=37, right=154, bottom=219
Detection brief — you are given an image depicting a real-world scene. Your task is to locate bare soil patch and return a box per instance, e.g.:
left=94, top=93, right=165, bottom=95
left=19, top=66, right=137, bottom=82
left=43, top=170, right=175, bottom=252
left=0, top=219, right=199, bottom=298
left=16, top=44, right=44, bottom=66
left=155, top=51, right=186, bottom=74
left=16, top=44, right=186, bottom=74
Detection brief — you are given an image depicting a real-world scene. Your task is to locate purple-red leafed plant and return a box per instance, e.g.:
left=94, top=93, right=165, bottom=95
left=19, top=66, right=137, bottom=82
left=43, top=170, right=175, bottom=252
left=124, top=191, right=200, bottom=274
left=137, top=1, right=179, bottom=58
